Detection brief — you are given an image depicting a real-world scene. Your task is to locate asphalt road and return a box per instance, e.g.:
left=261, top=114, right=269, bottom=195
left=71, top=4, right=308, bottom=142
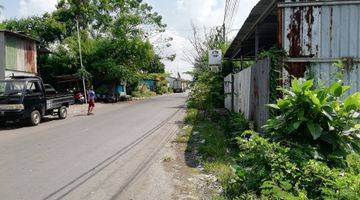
left=0, top=93, right=187, bottom=200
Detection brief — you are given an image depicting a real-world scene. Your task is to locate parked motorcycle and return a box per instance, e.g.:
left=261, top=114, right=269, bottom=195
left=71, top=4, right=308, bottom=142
left=74, top=91, right=85, bottom=104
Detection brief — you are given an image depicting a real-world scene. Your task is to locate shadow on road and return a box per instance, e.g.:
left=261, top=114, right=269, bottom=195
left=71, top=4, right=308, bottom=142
left=74, top=114, right=89, bottom=117
left=168, top=105, right=187, bottom=109
left=0, top=117, right=61, bottom=131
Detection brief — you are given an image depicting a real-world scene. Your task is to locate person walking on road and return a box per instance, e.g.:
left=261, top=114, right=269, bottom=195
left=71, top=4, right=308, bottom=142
left=87, top=86, right=96, bottom=115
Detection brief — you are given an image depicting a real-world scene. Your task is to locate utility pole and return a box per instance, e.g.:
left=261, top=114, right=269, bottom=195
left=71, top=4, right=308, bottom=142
left=76, top=19, right=87, bottom=103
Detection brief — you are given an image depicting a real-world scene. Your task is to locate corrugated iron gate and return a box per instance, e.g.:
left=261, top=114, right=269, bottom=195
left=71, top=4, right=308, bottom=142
left=224, top=58, right=270, bottom=132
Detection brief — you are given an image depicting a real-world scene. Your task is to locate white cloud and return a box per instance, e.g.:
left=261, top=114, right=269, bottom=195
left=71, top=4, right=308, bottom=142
left=176, top=0, right=223, bottom=27
left=157, top=0, right=260, bottom=80
left=19, top=0, right=58, bottom=18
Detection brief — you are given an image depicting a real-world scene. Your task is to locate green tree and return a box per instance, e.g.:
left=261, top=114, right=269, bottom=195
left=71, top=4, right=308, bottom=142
left=0, top=0, right=171, bottom=92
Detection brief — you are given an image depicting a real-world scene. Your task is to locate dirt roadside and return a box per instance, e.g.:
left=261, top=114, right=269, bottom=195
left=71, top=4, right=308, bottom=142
left=162, top=125, right=223, bottom=200
left=108, top=108, right=222, bottom=200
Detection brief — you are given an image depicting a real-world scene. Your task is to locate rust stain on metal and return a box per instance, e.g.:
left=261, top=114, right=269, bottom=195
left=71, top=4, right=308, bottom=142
left=287, top=8, right=302, bottom=57
left=286, top=62, right=308, bottom=78
left=305, top=6, right=314, bottom=54
left=24, top=41, right=36, bottom=73
left=277, top=8, right=283, bottom=48
left=329, top=7, right=333, bottom=57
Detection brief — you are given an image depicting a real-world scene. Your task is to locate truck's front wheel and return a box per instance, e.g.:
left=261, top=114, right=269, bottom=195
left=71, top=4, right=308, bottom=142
left=58, top=106, right=67, bottom=119
left=30, top=110, right=41, bottom=126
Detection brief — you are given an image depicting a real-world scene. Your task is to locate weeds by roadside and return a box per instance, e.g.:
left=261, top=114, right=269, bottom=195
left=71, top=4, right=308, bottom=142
left=185, top=79, right=360, bottom=199
left=181, top=108, right=251, bottom=199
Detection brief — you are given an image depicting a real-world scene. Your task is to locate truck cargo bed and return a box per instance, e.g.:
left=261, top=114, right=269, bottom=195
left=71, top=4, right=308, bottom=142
left=46, top=94, right=74, bottom=110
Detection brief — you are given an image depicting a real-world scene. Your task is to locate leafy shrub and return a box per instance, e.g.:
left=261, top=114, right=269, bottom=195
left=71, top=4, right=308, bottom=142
left=228, top=132, right=360, bottom=200
left=225, top=79, right=360, bottom=199
left=187, top=71, right=223, bottom=110
left=219, top=112, right=250, bottom=138
left=131, top=84, right=156, bottom=97
left=265, top=78, right=360, bottom=155
left=184, top=108, right=201, bottom=125
left=156, top=85, right=169, bottom=95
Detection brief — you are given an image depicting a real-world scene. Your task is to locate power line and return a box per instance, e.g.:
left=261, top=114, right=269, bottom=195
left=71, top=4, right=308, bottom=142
left=226, top=0, right=236, bottom=24
left=227, top=0, right=240, bottom=31
left=223, top=0, right=230, bottom=25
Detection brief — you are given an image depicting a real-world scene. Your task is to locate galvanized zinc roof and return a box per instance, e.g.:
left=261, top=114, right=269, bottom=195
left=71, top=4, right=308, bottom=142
left=224, top=0, right=278, bottom=60
left=0, top=30, right=40, bottom=42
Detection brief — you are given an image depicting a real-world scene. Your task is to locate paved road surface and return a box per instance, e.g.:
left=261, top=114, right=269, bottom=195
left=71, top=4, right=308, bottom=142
left=0, top=93, right=187, bottom=200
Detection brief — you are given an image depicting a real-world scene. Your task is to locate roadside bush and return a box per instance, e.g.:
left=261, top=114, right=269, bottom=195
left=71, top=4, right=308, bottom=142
left=219, top=112, right=250, bottom=138
left=131, top=84, right=156, bottom=97
left=224, top=79, right=360, bottom=199
left=187, top=70, right=223, bottom=110
left=184, top=108, right=201, bottom=125
left=227, top=132, right=360, bottom=199
left=157, top=85, right=169, bottom=95
left=265, top=78, right=360, bottom=156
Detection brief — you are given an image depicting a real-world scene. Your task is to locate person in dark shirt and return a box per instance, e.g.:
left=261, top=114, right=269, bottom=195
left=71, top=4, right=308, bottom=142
left=87, top=86, right=96, bottom=115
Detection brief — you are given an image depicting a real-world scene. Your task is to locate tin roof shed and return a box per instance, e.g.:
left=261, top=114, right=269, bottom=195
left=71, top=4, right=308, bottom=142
left=0, top=30, right=39, bottom=79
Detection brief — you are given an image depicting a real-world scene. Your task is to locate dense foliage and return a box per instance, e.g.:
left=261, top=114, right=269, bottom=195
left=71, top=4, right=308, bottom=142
left=265, top=78, right=360, bottom=155
left=186, top=61, right=360, bottom=199
left=0, top=0, right=171, bottom=92
left=187, top=70, right=224, bottom=110
left=259, top=47, right=287, bottom=103
left=230, top=131, right=360, bottom=200
left=226, top=79, right=360, bottom=199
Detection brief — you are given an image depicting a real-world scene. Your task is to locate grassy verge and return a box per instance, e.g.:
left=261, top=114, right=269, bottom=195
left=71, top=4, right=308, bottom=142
left=180, top=108, right=244, bottom=199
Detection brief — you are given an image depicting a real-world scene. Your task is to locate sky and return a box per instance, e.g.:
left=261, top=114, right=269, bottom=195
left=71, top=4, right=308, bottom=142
left=0, top=0, right=259, bottom=79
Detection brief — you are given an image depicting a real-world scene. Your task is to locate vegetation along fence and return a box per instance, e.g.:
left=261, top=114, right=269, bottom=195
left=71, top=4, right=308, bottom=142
left=224, top=57, right=270, bottom=131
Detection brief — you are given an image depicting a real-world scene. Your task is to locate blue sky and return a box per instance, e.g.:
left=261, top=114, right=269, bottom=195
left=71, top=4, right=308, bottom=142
left=0, top=0, right=259, bottom=78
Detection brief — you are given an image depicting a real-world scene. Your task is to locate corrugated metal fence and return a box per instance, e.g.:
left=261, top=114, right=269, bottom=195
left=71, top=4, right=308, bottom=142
left=224, top=58, right=270, bottom=131
left=282, top=0, right=360, bottom=95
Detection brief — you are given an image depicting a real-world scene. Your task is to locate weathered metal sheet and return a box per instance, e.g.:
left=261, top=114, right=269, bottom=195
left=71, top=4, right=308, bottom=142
left=250, top=58, right=270, bottom=131
left=5, top=36, right=17, bottom=70
left=234, top=67, right=252, bottom=118
left=226, top=58, right=270, bottom=132
left=4, top=35, right=37, bottom=74
left=0, top=32, right=5, bottom=79
left=224, top=74, right=232, bottom=110
left=283, top=1, right=360, bottom=93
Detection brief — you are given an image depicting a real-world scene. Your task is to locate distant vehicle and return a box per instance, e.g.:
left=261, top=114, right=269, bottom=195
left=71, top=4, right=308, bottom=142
left=74, top=90, right=85, bottom=104
left=96, top=93, right=117, bottom=103
left=0, top=76, right=74, bottom=126
left=173, top=79, right=185, bottom=93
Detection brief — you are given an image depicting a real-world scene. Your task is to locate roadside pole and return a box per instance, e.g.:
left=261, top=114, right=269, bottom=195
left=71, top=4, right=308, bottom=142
left=76, top=19, right=88, bottom=103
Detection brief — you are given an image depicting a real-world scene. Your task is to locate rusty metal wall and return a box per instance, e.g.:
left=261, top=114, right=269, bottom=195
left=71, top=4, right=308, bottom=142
left=4, top=34, right=37, bottom=74
left=282, top=1, right=360, bottom=94
left=225, top=58, right=270, bottom=132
